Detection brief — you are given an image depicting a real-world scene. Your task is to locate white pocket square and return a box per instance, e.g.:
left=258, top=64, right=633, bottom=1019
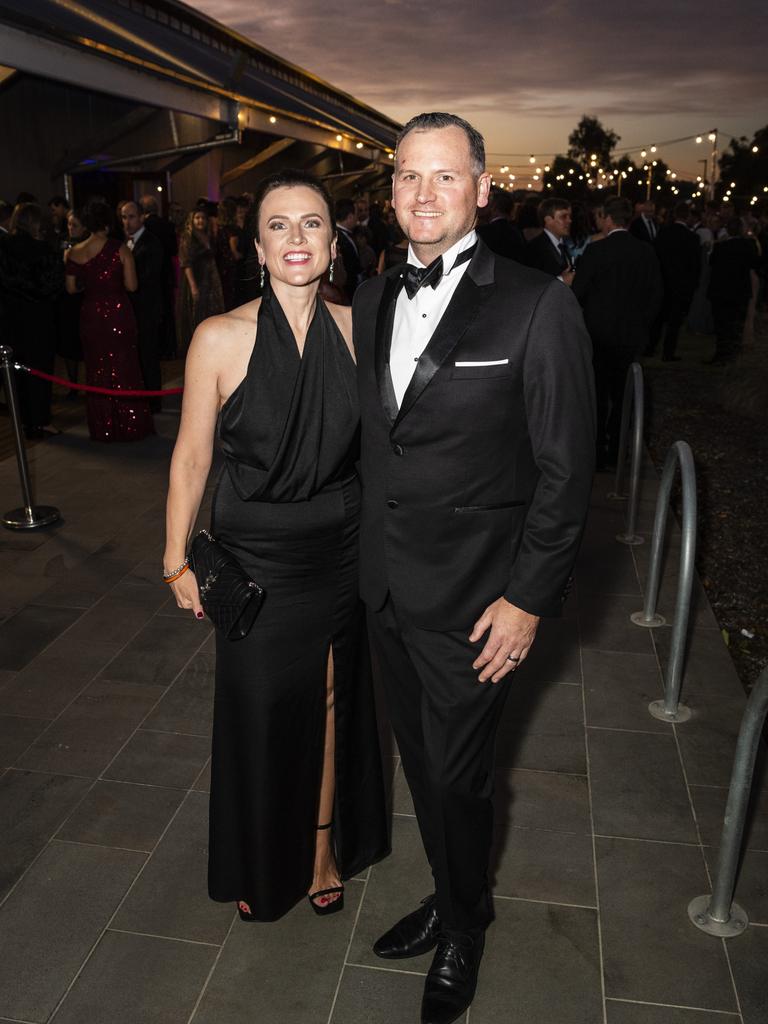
left=454, top=358, right=509, bottom=367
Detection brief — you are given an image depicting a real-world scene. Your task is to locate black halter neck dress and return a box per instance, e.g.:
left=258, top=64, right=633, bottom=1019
left=209, top=286, right=389, bottom=920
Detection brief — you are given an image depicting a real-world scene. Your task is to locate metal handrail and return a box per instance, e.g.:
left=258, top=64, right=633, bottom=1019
left=0, top=345, right=60, bottom=530
left=688, top=664, right=768, bottom=937
left=631, top=441, right=697, bottom=723
left=610, top=362, right=644, bottom=546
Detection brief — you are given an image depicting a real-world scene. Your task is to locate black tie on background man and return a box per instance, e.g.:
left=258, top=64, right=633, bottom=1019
left=523, top=196, right=574, bottom=284
left=139, top=194, right=178, bottom=358
left=120, top=200, right=164, bottom=412
left=353, top=112, right=595, bottom=1024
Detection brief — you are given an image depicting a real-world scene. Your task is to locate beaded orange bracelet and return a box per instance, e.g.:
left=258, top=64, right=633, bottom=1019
left=163, top=563, right=190, bottom=584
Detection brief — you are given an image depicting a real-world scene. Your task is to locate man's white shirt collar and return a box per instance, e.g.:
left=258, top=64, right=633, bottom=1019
left=406, top=229, right=477, bottom=273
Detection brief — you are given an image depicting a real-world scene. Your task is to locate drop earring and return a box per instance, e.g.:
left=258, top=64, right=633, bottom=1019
left=329, top=257, right=334, bottom=284
left=259, top=263, right=265, bottom=289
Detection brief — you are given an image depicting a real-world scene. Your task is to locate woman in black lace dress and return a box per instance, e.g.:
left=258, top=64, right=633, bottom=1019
left=164, top=170, right=388, bottom=922
left=177, top=209, right=225, bottom=352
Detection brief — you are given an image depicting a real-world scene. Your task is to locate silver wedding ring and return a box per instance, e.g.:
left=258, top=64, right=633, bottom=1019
left=507, top=655, right=520, bottom=663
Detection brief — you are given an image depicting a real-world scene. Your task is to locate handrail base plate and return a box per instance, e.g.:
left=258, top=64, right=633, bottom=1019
left=631, top=611, right=666, bottom=628
left=648, top=699, right=692, bottom=723
left=3, top=505, right=61, bottom=530
left=617, top=532, right=645, bottom=546
left=688, top=895, right=748, bottom=937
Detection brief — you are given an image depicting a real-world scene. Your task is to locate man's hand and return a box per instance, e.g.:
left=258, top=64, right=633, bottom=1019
left=469, top=597, right=540, bottom=683
left=561, top=268, right=575, bottom=287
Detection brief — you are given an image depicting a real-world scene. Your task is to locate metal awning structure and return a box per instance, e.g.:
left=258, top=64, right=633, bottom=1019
left=0, top=0, right=400, bottom=191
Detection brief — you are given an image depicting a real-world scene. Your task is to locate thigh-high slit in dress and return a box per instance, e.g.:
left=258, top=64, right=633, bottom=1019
left=208, top=284, right=389, bottom=921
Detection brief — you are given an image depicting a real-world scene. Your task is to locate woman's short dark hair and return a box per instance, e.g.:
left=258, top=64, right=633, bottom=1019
left=10, top=202, right=43, bottom=238
left=252, top=170, right=334, bottom=241
left=81, top=199, right=114, bottom=234
left=396, top=112, right=486, bottom=177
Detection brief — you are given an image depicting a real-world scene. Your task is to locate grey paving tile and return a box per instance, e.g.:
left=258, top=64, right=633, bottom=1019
left=143, top=652, right=214, bottom=737
left=0, top=768, right=91, bottom=899
left=583, top=649, right=669, bottom=733
left=470, top=898, right=601, bottom=1024
left=517, top=617, right=582, bottom=684
left=34, top=556, right=133, bottom=609
left=597, top=837, right=737, bottom=1011
left=675, top=692, right=746, bottom=788
left=575, top=545, right=642, bottom=596
left=0, top=714, right=49, bottom=766
left=114, top=791, right=233, bottom=944
left=104, top=729, right=210, bottom=789
left=0, top=639, right=121, bottom=718
left=0, top=605, right=82, bottom=670
left=701, top=846, right=768, bottom=925
left=656, top=576, right=721, bottom=631
left=60, top=593, right=157, bottom=648
left=53, top=929, right=216, bottom=1024
left=56, top=780, right=185, bottom=852
left=0, top=841, right=145, bottom=1022
left=491, top=826, right=596, bottom=906
left=331, top=964, right=454, bottom=1024
left=348, top=816, right=434, bottom=971
left=496, top=768, right=591, bottom=834
left=192, top=878, right=360, bottom=1024
left=690, top=782, right=768, bottom=850
left=588, top=728, right=698, bottom=843
left=16, top=679, right=160, bottom=777
left=191, top=757, right=211, bottom=794
left=100, top=616, right=207, bottom=687
left=496, top=680, right=586, bottom=773
left=579, top=594, right=657, bottom=654
left=391, top=760, right=414, bottom=817
left=653, top=627, right=745, bottom=700
left=727, top=924, right=768, bottom=1024
left=606, top=1000, right=740, bottom=1022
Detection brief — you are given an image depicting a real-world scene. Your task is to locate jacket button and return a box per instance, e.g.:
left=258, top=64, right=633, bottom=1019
left=392, top=443, right=404, bottom=456
left=386, top=499, right=399, bottom=509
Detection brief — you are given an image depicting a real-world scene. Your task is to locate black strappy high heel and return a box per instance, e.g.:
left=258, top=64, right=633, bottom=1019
left=308, top=822, right=344, bottom=916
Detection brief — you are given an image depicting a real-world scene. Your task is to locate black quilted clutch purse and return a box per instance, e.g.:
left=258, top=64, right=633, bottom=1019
left=189, top=530, right=265, bottom=640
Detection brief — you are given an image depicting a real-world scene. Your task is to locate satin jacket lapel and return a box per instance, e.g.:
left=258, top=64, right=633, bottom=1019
left=393, top=242, right=495, bottom=429
left=374, top=272, right=400, bottom=423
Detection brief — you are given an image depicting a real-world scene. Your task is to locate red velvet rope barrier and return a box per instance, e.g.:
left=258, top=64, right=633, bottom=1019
left=14, top=363, right=183, bottom=397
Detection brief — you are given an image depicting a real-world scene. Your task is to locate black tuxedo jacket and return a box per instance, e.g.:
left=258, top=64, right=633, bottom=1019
left=336, top=228, right=361, bottom=303
left=477, top=219, right=526, bottom=263
left=572, top=232, right=663, bottom=354
left=353, top=240, right=596, bottom=631
left=629, top=216, right=657, bottom=246
left=129, top=229, right=164, bottom=330
left=523, top=230, right=566, bottom=277
left=654, top=222, right=700, bottom=306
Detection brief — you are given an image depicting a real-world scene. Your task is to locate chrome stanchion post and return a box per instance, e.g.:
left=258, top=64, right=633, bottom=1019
left=0, top=346, right=61, bottom=530
left=615, top=363, right=644, bottom=546
left=637, top=441, right=696, bottom=723
left=688, top=665, right=768, bottom=938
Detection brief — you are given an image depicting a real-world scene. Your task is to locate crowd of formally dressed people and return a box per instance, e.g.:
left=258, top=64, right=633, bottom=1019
left=0, top=184, right=765, bottom=463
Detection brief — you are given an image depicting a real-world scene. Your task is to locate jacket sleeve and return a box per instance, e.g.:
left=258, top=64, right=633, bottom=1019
left=504, top=280, right=596, bottom=617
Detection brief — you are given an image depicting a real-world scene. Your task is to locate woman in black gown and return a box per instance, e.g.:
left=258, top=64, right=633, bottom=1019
left=164, top=170, right=388, bottom=921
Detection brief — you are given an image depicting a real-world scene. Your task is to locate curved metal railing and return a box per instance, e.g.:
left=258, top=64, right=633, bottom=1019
left=610, top=362, right=645, bottom=546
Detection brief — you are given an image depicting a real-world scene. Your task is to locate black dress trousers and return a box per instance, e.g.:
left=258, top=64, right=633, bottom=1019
left=367, top=596, right=513, bottom=932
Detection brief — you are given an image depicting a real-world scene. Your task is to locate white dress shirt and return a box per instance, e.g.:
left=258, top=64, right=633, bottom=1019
left=390, top=230, right=477, bottom=407
left=126, top=225, right=145, bottom=250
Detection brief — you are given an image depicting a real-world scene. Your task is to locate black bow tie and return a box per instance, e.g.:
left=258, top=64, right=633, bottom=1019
left=402, top=244, right=477, bottom=300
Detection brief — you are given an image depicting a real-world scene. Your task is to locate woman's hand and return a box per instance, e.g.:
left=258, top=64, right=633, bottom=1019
left=169, top=569, right=205, bottom=619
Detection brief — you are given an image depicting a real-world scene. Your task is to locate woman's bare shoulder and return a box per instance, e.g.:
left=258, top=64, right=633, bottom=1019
left=190, top=300, right=260, bottom=357
left=325, top=300, right=352, bottom=335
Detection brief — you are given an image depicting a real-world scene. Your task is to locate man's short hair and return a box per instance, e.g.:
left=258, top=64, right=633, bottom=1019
left=725, top=216, right=743, bottom=238
left=335, top=197, right=356, bottom=223
left=537, top=197, right=570, bottom=226
left=672, top=201, right=690, bottom=222
left=603, top=197, right=632, bottom=226
left=48, top=195, right=69, bottom=209
left=141, top=195, right=160, bottom=215
left=396, top=112, right=485, bottom=177
left=119, top=199, right=141, bottom=216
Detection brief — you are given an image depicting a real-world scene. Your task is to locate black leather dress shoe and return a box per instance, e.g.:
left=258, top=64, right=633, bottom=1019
left=373, top=894, right=441, bottom=959
left=421, top=928, right=485, bottom=1024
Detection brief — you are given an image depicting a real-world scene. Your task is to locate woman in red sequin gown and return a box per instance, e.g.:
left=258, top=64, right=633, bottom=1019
left=65, top=200, right=153, bottom=442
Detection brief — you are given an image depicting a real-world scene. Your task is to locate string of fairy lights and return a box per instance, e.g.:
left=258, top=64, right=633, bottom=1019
left=484, top=129, right=765, bottom=204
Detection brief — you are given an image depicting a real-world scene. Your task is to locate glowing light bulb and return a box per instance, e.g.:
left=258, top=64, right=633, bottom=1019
left=269, top=116, right=277, bottom=124
left=356, top=142, right=363, bottom=149
left=752, top=145, right=759, bottom=153
left=336, top=134, right=343, bottom=141
left=156, top=185, right=163, bottom=192
left=650, top=145, right=657, bottom=153
left=640, top=150, right=647, bottom=158
left=529, top=155, right=535, bottom=164
left=533, top=174, right=539, bottom=181
left=544, top=165, right=550, bottom=172
left=696, top=136, right=702, bottom=144
left=388, top=153, right=394, bottom=160
left=708, top=132, right=716, bottom=142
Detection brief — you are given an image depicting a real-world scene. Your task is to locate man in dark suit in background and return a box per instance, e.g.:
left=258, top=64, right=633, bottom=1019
left=573, top=196, right=663, bottom=468
left=139, top=194, right=177, bottom=358
left=476, top=189, right=525, bottom=263
left=121, top=200, right=165, bottom=412
left=629, top=199, right=659, bottom=245
left=353, top=112, right=595, bottom=1024
left=652, top=202, right=701, bottom=360
left=334, top=197, right=362, bottom=303
left=523, top=197, right=574, bottom=282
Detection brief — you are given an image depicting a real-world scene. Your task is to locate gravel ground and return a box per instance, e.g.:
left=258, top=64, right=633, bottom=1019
left=642, top=318, right=768, bottom=693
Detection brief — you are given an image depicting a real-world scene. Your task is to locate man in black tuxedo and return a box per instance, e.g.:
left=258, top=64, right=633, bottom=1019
left=652, top=202, right=701, bottom=360
left=353, top=112, right=595, bottom=1024
left=120, top=200, right=164, bottom=412
left=629, top=199, right=658, bottom=245
left=334, top=197, right=362, bottom=302
left=476, top=189, right=525, bottom=262
left=523, top=196, right=575, bottom=283
left=573, top=196, right=663, bottom=467
left=139, top=194, right=178, bottom=358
